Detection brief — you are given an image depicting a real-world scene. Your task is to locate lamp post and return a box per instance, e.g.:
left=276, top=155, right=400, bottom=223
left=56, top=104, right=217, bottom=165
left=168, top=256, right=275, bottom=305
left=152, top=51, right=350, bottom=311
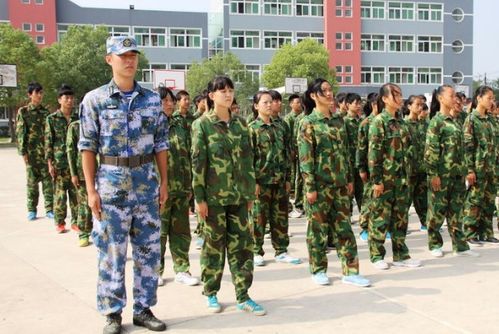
left=129, top=4, right=134, bottom=34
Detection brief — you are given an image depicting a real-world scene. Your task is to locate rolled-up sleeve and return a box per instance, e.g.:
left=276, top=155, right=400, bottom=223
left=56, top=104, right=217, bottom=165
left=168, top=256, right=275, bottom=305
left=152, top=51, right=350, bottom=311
left=78, top=96, right=99, bottom=153
left=154, top=108, right=169, bottom=153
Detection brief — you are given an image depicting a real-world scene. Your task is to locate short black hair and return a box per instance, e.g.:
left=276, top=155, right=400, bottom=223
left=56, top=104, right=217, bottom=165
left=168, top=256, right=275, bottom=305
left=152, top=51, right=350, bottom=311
left=288, top=94, right=300, bottom=103
left=57, top=84, right=74, bottom=98
left=27, top=82, right=43, bottom=94
left=175, top=90, right=189, bottom=100
left=269, top=90, right=282, bottom=101
left=157, top=86, right=176, bottom=102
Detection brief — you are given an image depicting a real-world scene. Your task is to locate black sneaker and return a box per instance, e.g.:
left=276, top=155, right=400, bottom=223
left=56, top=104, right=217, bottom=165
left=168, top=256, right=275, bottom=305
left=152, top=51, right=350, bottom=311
left=482, top=237, right=499, bottom=244
left=133, top=309, right=167, bottom=331
left=467, top=238, right=483, bottom=247
left=103, top=313, right=122, bottom=334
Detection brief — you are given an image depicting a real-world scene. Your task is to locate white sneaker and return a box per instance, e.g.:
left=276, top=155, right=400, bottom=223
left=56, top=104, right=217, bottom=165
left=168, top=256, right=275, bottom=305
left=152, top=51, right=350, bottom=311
left=392, top=258, right=422, bottom=268
left=372, top=260, right=389, bottom=270
left=453, top=250, right=480, bottom=257
left=264, top=233, right=271, bottom=240
left=175, top=272, right=199, bottom=286
left=254, top=255, right=265, bottom=266
left=157, top=276, right=165, bottom=286
left=289, top=208, right=303, bottom=219
left=430, top=248, right=444, bottom=258
left=275, top=252, right=301, bottom=265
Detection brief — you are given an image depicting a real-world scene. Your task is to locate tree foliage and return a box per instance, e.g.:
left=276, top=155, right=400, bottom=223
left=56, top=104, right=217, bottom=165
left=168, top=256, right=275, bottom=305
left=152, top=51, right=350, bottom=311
left=262, top=38, right=337, bottom=91
left=186, top=52, right=259, bottom=114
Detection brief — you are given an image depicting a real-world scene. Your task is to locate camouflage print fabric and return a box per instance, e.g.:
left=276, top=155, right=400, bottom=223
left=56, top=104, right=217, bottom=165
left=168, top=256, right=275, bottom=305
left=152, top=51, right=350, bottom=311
left=284, top=110, right=301, bottom=194
left=53, top=169, right=77, bottom=225
left=344, top=113, right=363, bottom=212
left=368, top=110, right=412, bottom=263
left=45, top=110, right=78, bottom=171
left=424, top=113, right=469, bottom=251
left=66, top=120, right=92, bottom=238
left=462, top=110, right=497, bottom=240
left=201, top=203, right=254, bottom=303
left=298, top=109, right=359, bottom=275
left=293, top=113, right=306, bottom=210
left=405, top=117, right=428, bottom=226
left=15, top=103, right=53, bottom=212
left=160, top=195, right=191, bottom=275
left=356, top=114, right=375, bottom=232
left=78, top=80, right=169, bottom=315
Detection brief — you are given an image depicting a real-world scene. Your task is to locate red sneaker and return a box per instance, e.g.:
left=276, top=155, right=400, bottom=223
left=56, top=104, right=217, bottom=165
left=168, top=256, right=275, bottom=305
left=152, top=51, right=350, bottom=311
left=56, top=223, right=66, bottom=233
left=71, top=224, right=81, bottom=233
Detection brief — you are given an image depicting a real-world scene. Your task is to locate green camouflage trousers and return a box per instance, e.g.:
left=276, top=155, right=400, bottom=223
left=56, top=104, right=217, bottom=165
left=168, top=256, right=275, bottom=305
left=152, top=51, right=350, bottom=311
left=160, top=195, right=191, bottom=275
left=75, top=182, right=92, bottom=239
left=252, top=184, right=290, bottom=257
left=294, top=160, right=304, bottom=210
left=426, top=176, right=469, bottom=252
left=26, top=162, right=53, bottom=213
left=305, top=184, right=359, bottom=275
left=368, top=183, right=411, bottom=263
left=201, top=203, right=253, bottom=303
left=359, top=179, right=373, bottom=232
left=350, top=169, right=363, bottom=213
left=409, top=173, right=428, bottom=227
left=463, top=173, right=496, bottom=240
left=54, top=169, right=77, bottom=225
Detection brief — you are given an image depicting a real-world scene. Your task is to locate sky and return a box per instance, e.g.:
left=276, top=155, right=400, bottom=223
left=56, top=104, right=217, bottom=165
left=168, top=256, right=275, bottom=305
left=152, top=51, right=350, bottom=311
left=72, top=0, right=499, bottom=81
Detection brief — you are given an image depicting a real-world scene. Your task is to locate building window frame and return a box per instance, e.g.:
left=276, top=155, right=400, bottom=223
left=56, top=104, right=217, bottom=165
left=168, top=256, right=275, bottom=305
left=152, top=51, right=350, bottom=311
left=388, top=34, right=414, bottom=53
left=296, top=31, right=324, bottom=44
left=245, top=64, right=261, bottom=83
left=417, top=67, right=443, bottom=85
left=169, top=27, right=202, bottom=48
left=388, top=66, right=414, bottom=84
left=417, top=3, right=443, bottom=22
left=141, top=63, right=168, bottom=83
left=35, top=35, right=45, bottom=45
left=296, top=0, right=324, bottom=17
left=451, top=7, right=465, bottom=22
left=22, top=23, right=32, bottom=31
left=230, top=0, right=260, bottom=15
left=388, top=1, right=415, bottom=21
left=263, top=30, right=293, bottom=49
left=35, top=0, right=43, bottom=4
left=451, top=71, right=464, bottom=84
left=133, top=26, right=167, bottom=47
left=35, top=23, right=44, bottom=32
left=417, top=35, right=443, bottom=53
left=361, top=66, right=385, bottom=84
left=361, top=33, right=385, bottom=52
left=361, top=1, right=385, bottom=19
left=106, top=25, right=131, bottom=37
left=230, top=30, right=260, bottom=49
left=21, top=0, right=30, bottom=4
left=263, top=0, right=292, bottom=16
left=451, top=39, right=465, bottom=54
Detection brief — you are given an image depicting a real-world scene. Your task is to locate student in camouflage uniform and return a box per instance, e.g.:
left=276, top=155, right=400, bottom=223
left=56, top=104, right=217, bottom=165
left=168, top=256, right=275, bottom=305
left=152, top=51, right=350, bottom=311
left=79, top=36, right=168, bottom=334
left=192, top=93, right=208, bottom=119
left=298, top=78, right=370, bottom=287
left=249, top=91, right=301, bottom=267
left=15, top=82, right=54, bottom=220
left=368, top=83, right=421, bottom=270
left=424, top=85, right=477, bottom=258
left=344, top=93, right=363, bottom=215
left=157, top=86, right=199, bottom=287
left=335, top=92, right=348, bottom=118
left=402, top=95, right=428, bottom=231
left=492, top=101, right=499, bottom=227
left=356, top=92, right=379, bottom=241
left=462, top=86, right=499, bottom=244
left=284, top=94, right=304, bottom=218
left=66, top=119, right=92, bottom=247
left=191, top=76, right=265, bottom=316
left=45, top=84, right=78, bottom=233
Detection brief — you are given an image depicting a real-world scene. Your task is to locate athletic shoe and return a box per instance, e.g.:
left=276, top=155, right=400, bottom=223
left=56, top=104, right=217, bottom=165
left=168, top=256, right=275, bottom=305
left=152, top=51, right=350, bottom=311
left=132, top=308, right=166, bottom=331
left=56, top=223, right=66, bottom=233
left=372, top=260, right=389, bottom=270
left=430, top=248, right=444, bottom=258
left=467, top=238, right=483, bottom=247
left=27, top=211, right=36, bottom=221
left=79, top=238, right=90, bottom=247
left=264, top=232, right=271, bottom=240
left=157, top=276, right=165, bottom=286
left=311, top=272, right=330, bottom=285
left=481, top=237, right=499, bottom=244
left=175, top=272, right=199, bottom=286
left=392, top=258, right=422, bottom=268
left=359, top=230, right=368, bottom=242
left=207, top=295, right=222, bottom=313
left=275, top=252, right=301, bottom=265
left=254, top=255, right=265, bottom=266
left=453, top=250, right=480, bottom=257
left=195, top=237, right=204, bottom=250
left=103, top=313, right=122, bottom=334
left=237, top=299, right=266, bottom=316
left=420, top=225, right=428, bottom=231
left=342, top=275, right=371, bottom=287
left=386, top=232, right=391, bottom=240
left=71, top=224, right=81, bottom=233
left=288, top=208, right=303, bottom=219
left=46, top=211, right=54, bottom=219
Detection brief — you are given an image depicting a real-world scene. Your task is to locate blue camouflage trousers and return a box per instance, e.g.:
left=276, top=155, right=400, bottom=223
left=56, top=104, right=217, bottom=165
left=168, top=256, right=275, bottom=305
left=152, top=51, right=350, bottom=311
left=93, top=165, right=160, bottom=315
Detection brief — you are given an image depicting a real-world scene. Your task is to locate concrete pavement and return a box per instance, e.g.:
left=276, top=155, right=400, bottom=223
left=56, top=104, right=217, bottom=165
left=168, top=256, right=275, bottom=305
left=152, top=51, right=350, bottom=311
left=0, top=147, right=498, bottom=334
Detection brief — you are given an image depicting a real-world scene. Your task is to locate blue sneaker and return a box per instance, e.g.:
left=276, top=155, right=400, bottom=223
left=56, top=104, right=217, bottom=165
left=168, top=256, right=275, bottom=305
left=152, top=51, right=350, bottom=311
left=46, top=211, right=54, bottom=219
left=275, top=252, right=301, bottom=265
left=359, top=230, right=368, bottom=242
left=342, top=275, right=371, bottom=287
left=386, top=232, right=391, bottom=240
left=311, top=272, right=330, bottom=285
left=207, top=295, right=221, bottom=313
left=27, top=211, right=36, bottom=221
left=420, top=225, right=427, bottom=232
left=195, top=236, right=204, bottom=250
left=237, top=299, right=266, bottom=316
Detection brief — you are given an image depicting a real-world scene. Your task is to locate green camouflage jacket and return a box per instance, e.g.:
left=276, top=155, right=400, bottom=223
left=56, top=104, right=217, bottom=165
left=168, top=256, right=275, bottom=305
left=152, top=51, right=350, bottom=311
left=45, top=110, right=78, bottom=171
left=167, top=114, right=192, bottom=197
left=191, top=110, right=256, bottom=206
left=355, top=113, right=375, bottom=174
left=249, top=117, right=289, bottom=185
left=463, top=110, right=496, bottom=178
left=298, top=109, right=352, bottom=193
left=424, top=113, right=465, bottom=178
left=66, top=120, right=84, bottom=181
left=405, top=116, right=427, bottom=175
left=15, top=103, right=50, bottom=160
left=344, top=113, right=360, bottom=169
left=283, top=111, right=302, bottom=157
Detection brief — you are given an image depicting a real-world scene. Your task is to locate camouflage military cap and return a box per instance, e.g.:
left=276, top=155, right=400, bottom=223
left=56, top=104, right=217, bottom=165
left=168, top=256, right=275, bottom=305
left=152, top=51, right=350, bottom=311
left=106, top=36, right=140, bottom=55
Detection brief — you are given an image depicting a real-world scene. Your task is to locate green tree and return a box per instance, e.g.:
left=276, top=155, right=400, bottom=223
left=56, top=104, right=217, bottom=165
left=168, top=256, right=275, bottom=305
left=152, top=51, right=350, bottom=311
left=262, top=38, right=337, bottom=91
left=186, top=52, right=259, bottom=114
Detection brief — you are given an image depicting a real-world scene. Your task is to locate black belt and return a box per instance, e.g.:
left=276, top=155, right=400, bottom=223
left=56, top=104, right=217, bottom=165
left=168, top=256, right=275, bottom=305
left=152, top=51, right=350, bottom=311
left=99, top=154, right=154, bottom=168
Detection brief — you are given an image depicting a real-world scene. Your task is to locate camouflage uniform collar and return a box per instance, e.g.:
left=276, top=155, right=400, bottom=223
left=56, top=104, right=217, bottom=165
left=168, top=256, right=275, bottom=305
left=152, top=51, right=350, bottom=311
left=173, top=109, right=194, bottom=118
left=54, top=109, right=77, bottom=119
left=310, top=109, right=332, bottom=120
left=106, top=79, right=144, bottom=97
left=345, top=112, right=360, bottom=121
left=27, top=103, right=46, bottom=111
left=206, top=109, right=235, bottom=124
left=254, top=117, right=275, bottom=127
left=381, top=109, right=400, bottom=122
left=471, top=109, right=488, bottom=119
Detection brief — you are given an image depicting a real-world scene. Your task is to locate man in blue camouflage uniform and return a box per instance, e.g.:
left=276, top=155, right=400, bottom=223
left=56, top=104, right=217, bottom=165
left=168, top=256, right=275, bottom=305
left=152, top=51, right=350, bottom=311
left=78, top=36, right=168, bottom=334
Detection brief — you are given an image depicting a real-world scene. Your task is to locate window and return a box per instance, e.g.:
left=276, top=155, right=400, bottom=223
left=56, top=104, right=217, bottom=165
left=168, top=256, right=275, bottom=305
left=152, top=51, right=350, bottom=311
left=452, top=40, right=464, bottom=54
left=263, top=31, right=292, bottom=49
left=361, top=66, right=385, bottom=84
left=141, top=64, right=167, bottom=83
left=107, top=26, right=130, bottom=37
left=361, top=1, right=385, bottom=19
left=170, top=28, right=201, bottom=48
left=417, top=3, right=442, bottom=21
left=345, top=66, right=352, bottom=73
left=361, top=34, right=385, bottom=52
left=417, top=67, right=442, bottom=84
left=335, top=32, right=353, bottom=51
left=388, top=35, right=414, bottom=52
left=35, top=35, right=45, bottom=44
left=35, top=23, right=44, bottom=32
left=22, top=23, right=31, bottom=31
left=336, top=65, right=353, bottom=84
left=134, top=27, right=167, bottom=47
left=452, top=8, right=464, bottom=22
left=245, top=64, right=261, bottom=82
left=263, top=0, right=292, bottom=15
left=35, top=0, right=43, bottom=4
left=296, top=32, right=324, bottom=44
left=21, top=0, right=30, bottom=4
left=389, top=67, right=414, bottom=84
left=417, top=36, right=442, bottom=53
left=0, top=106, right=8, bottom=120
left=170, top=64, right=191, bottom=70
left=231, top=30, right=260, bottom=49
left=388, top=2, right=414, bottom=20
left=452, top=71, right=464, bottom=84
left=336, top=0, right=352, bottom=17
left=296, top=0, right=324, bottom=17
left=231, top=0, right=259, bottom=15
left=345, top=76, right=352, bottom=84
